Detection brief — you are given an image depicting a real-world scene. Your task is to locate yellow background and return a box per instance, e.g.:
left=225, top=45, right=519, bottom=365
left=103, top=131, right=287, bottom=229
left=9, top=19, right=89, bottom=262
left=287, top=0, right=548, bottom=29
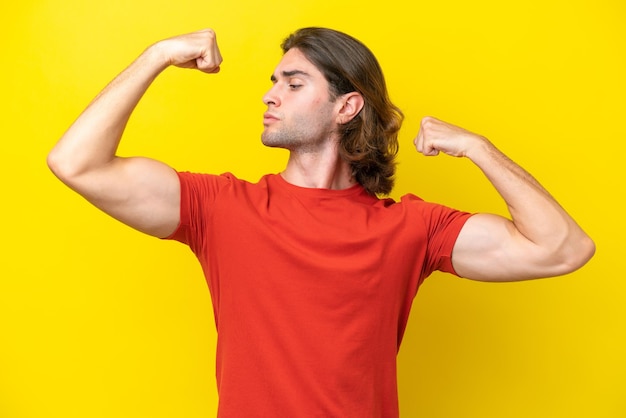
left=1, top=1, right=624, bottom=417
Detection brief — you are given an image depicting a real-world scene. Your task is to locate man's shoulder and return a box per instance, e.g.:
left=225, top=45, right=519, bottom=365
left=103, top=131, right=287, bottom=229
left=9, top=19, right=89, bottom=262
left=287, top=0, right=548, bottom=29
left=177, top=171, right=275, bottom=187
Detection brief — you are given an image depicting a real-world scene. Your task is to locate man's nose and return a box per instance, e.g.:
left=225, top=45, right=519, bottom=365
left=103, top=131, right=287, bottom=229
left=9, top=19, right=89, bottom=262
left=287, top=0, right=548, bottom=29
left=262, top=85, right=280, bottom=106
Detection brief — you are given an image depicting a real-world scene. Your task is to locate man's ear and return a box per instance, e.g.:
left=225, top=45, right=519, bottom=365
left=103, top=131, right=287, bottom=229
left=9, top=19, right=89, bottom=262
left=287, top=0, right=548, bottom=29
left=336, top=92, right=364, bottom=124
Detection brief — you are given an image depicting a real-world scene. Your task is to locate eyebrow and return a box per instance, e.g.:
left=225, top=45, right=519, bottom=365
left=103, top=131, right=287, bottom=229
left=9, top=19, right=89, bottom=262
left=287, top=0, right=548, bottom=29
left=270, top=70, right=311, bottom=82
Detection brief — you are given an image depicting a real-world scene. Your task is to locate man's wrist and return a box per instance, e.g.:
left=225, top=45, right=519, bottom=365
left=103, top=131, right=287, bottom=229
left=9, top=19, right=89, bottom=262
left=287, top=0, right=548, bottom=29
left=464, top=135, right=495, bottom=163
left=141, top=42, right=172, bottom=73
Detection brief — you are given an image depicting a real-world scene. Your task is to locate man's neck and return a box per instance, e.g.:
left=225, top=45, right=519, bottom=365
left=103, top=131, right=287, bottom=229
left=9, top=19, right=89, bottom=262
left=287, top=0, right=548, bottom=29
left=280, top=148, right=356, bottom=190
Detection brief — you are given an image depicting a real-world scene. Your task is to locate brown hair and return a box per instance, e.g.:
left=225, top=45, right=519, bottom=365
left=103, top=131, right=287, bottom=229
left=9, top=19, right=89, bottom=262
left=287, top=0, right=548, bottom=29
left=281, top=27, right=404, bottom=195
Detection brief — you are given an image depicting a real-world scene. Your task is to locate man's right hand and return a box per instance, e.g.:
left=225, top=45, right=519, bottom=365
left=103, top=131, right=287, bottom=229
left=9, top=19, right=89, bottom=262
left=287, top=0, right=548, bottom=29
left=153, top=28, right=223, bottom=74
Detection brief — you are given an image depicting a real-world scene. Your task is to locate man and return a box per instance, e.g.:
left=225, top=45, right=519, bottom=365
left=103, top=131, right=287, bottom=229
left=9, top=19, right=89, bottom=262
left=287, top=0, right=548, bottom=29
left=47, top=27, right=595, bottom=417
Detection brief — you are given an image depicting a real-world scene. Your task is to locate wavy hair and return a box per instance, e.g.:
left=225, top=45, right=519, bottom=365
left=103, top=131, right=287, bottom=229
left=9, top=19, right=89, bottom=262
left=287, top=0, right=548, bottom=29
left=281, top=27, right=404, bottom=195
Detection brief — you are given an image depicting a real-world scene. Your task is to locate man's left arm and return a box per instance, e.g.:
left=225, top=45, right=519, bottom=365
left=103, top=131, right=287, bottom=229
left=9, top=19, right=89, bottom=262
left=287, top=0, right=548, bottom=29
left=414, top=116, right=595, bottom=282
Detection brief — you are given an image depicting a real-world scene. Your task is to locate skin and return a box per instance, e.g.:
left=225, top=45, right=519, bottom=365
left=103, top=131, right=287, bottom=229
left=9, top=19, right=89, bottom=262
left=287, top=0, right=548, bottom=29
left=47, top=28, right=595, bottom=282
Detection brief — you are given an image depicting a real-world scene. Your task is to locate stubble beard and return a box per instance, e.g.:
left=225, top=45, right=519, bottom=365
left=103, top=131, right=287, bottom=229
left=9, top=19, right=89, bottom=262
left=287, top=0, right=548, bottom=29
left=261, top=113, right=335, bottom=153
left=261, top=127, right=300, bottom=150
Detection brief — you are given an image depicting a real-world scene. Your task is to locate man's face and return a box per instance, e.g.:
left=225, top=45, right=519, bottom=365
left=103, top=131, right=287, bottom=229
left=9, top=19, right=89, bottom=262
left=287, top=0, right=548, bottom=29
left=261, top=48, right=340, bottom=152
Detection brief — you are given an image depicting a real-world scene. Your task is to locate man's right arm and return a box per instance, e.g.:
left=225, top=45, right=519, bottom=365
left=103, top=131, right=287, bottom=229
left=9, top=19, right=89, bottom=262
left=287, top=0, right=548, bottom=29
left=47, top=29, right=222, bottom=238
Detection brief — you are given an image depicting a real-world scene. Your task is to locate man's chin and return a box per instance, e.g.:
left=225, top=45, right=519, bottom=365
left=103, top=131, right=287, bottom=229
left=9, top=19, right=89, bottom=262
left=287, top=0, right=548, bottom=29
left=261, top=134, right=289, bottom=149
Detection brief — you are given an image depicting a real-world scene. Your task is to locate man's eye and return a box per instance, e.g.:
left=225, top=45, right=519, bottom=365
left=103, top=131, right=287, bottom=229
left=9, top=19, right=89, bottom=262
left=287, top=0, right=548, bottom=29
left=289, top=84, right=302, bottom=90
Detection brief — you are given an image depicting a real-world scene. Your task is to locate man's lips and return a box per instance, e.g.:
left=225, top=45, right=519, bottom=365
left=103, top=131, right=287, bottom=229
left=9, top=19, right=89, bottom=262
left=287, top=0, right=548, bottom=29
left=263, top=112, right=279, bottom=125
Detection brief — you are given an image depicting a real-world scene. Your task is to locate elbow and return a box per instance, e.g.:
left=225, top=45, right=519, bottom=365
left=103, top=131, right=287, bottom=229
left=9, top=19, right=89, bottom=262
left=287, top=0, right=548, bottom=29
left=46, top=147, right=62, bottom=177
left=557, top=234, right=596, bottom=276
left=46, top=147, right=70, bottom=183
left=47, top=145, right=83, bottom=185
left=575, top=234, right=596, bottom=268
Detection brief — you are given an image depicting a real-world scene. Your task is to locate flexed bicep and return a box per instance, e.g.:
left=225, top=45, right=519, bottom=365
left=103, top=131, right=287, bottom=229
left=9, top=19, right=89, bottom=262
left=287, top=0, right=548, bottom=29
left=72, top=157, right=181, bottom=238
left=451, top=214, right=536, bottom=281
left=411, top=115, right=594, bottom=281
left=48, top=29, right=224, bottom=238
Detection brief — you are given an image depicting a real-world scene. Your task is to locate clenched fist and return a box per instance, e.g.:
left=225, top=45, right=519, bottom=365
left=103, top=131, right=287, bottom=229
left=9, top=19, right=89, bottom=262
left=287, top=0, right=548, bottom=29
left=153, top=28, right=223, bottom=74
left=413, top=116, right=489, bottom=159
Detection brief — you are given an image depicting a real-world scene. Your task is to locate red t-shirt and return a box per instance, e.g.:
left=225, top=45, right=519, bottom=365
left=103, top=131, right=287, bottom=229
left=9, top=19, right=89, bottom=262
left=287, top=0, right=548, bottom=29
left=168, top=172, right=472, bottom=417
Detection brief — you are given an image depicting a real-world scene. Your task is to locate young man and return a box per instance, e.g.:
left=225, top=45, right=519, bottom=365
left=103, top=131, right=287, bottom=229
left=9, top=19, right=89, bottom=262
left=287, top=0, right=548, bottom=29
left=48, top=28, right=594, bottom=417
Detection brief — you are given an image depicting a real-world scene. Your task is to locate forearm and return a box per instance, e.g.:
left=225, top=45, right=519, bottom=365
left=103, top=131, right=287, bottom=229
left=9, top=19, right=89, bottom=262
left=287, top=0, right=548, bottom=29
left=47, top=44, right=168, bottom=180
left=467, top=139, right=594, bottom=269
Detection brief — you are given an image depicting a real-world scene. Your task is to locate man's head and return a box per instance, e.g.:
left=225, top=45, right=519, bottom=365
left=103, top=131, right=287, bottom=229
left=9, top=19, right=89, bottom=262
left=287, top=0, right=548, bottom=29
left=280, top=27, right=404, bottom=195
left=261, top=47, right=350, bottom=155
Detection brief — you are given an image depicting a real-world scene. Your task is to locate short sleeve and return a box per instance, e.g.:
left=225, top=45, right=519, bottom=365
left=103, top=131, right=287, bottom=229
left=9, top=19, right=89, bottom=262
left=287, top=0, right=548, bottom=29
left=400, top=194, right=473, bottom=278
left=165, top=171, right=234, bottom=253
left=426, top=206, right=473, bottom=276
